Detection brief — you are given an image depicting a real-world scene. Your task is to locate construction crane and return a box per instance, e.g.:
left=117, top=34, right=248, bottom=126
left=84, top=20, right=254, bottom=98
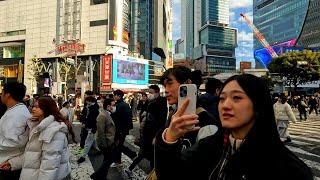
left=240, top=13, right=278, bottom=58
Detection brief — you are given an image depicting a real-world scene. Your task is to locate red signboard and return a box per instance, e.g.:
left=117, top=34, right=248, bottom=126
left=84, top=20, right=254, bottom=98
left=100, top=85, right=111, bottom=92
left=101, top=55, right=112, bottom=83
left=56, top=42, right=85, bottom=55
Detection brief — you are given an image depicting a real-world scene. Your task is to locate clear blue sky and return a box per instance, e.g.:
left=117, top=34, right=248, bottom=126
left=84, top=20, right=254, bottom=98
left=172, top=0, right=254, bottom=68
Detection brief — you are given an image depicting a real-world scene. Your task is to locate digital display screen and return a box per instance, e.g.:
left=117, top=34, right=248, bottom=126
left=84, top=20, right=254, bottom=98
left=112, top=56, right=149, bottom=85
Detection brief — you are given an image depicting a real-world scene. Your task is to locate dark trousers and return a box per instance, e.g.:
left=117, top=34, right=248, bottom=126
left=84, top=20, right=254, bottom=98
left=129, top=152, right=154, bottom=171
left=309, top=106, right=318, bottom=115
left=91, top=149, right=115, bottom=180
left=80, top=126, right=88, bottom=148
left=299, top=109, right=307, bottom=120
left=0, top=169, right=21, bottom=180
left=114, top=132, right=136, bottom=163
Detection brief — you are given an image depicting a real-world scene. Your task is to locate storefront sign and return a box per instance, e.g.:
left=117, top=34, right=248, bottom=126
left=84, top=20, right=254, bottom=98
left=56, top=42, right=85, bottom=55
left=100, top=85, right=112, bottom=92
left=101, top=55, right=112, bottom=83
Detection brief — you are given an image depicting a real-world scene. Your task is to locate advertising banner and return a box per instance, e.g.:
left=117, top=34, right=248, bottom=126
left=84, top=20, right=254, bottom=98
left=108, top=0, right=130, bottom=48
left=101, top=55, right=112, bottom=83
left=112, top=55, right=149, bottom=85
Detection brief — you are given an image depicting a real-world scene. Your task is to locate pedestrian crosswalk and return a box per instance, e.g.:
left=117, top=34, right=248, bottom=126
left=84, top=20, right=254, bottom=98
left=287, top=117, right=320, bottom=178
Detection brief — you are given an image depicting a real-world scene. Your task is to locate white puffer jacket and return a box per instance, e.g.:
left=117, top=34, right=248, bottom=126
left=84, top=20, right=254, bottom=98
left=273, top=101, right=297, bottom=124
left=9, top=115, right=71, bottom=180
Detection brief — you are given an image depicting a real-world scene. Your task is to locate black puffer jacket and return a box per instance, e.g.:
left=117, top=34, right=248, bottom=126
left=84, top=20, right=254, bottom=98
left=112, top=99, right=133, bottom=135
left=80, top=102, right=99, bottom=133
left=155, top=125, right=313, bottom=180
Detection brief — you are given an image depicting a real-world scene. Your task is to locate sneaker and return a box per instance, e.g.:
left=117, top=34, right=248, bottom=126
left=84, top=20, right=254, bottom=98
left=110, top=162, right=122, bottom=168
left=283, top=137, right=292, bottom=143
left=77, top=157, right=86, bottom=164
left=76, top=148, right=84, bottom=155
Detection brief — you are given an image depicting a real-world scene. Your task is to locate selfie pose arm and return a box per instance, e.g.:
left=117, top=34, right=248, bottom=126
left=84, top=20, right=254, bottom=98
left=155, top=99, right=201, bottom=179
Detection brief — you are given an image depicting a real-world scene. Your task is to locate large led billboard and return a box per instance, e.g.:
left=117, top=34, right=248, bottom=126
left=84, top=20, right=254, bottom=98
left=112, top=55, right=149, bottom=85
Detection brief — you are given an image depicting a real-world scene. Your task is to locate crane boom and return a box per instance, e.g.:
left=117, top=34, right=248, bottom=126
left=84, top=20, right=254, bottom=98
left=240, top=13, right=278, bottom=58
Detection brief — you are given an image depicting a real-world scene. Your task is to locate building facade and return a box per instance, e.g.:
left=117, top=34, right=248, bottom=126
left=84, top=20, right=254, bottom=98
left=253, top=0, right=310, bottom=68
left=129, top=0, right=153, bottom=60
left=191, top=0, right=237, bottom=74
left=296, top=0, right=320, bottom=48
left=0, top=0, right=164, bottom=95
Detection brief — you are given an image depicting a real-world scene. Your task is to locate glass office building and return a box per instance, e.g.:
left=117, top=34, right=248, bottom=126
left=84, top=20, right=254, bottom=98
left=201, top=0, right=229, bottom=26
left=296, top=0, right=320, bottom=48
left=253, top=0, right=309, bottom=67
left=129, top=0, right=153, bottom=59
left=185, top=0, right=194, bottom=58
left=196, top=0, right=237, bottom=73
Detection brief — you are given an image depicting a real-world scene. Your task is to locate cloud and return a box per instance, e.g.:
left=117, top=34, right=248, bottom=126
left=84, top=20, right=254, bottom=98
left=229, top=0, right=253, bottom=9
left=173, top=0, right=180, bottom=5
left=229, top=11, right=235, bottom=21
left=238, top=31, right=253, bottom=43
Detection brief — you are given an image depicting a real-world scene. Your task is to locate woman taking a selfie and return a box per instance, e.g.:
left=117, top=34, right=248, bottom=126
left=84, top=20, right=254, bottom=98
left=155, top=74, right=313, bottom=180
left=0, top=96, right=75, bottom=180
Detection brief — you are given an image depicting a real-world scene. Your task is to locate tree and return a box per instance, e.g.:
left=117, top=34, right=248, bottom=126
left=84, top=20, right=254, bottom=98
left=59, top=58, right=76, bottom=100
left=268, top=50, right=320, bottom=94
left=27, top=56, right=44, bottom=94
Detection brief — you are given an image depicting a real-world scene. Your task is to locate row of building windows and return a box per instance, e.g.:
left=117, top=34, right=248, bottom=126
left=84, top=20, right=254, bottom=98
left=90, top=19, right=108, bottom=27
left=0, top=30, right=26, bottom=37
left=90, top=0, right=107, bottom=5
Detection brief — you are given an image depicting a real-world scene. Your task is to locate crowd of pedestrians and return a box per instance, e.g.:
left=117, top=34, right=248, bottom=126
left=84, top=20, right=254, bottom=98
left=0, top=66, right=316, bottom=180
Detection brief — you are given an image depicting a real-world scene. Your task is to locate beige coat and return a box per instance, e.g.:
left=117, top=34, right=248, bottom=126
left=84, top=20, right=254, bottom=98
left=273, top=101, right=297, bottom=125
left=9, top=115, right=71, bottom=180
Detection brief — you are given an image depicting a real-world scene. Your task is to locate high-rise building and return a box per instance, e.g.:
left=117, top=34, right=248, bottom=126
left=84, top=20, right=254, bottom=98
left=190, top=0, right=237, bottom=74
left=180, top=0, right=187, bottom=54
left=152, top=0, right=172, bottom=62
left=296, top=0, right=320, bottom=48
left=253, top=0, right=310, bottom=68
left=129, top=0, right=153, bottom=59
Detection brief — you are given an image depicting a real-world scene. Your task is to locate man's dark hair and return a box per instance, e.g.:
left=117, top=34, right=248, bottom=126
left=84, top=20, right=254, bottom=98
left=149, top=84, right=160, bottom=93
left=86, top=96, right=96, bottom=103
left=205, top=78, right=223, bottom=94
left=160, top=66, right=192, bottom=85
left=85, top=90, right=94, bottom=96
left=103, top=98, right=114, bottom=109
left=113, top=89, right=124, bottom=98
left=191, top=70, right=203, bottom=88
left=3, top=82, right=26, bottom=102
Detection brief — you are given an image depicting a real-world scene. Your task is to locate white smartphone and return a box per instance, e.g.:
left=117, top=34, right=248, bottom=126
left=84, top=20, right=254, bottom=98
left=178, top=84, right=197, bottom=129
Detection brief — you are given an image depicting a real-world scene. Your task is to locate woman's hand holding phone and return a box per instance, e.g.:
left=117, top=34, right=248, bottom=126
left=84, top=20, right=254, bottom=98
left=165, top=99, right=200, bottom=142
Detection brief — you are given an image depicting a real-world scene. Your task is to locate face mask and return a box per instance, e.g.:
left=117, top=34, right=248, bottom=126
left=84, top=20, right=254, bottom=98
left=111, top=106, right=116, bottom=113
left=148, top=94, right=155, bottom=101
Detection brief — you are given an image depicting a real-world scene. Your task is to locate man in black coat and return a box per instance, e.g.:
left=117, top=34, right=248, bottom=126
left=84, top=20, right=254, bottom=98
left=111, top=90, right=136, bottom=166
left=127, top=85, right=168, bottom=172
left=78, top=96, right=100, bottom=164
left=198, top=78, right=222, bottom=120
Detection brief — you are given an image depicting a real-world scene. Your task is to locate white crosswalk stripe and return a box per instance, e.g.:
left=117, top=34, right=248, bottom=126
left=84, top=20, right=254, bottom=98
left=286, top=117, right=320, bottom=178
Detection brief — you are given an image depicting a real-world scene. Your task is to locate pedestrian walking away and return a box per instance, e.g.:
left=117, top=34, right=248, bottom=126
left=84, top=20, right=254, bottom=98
left=274, top=94, right=297, bottom=143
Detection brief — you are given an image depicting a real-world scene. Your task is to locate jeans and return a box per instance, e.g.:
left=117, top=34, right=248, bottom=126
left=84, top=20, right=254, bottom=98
left=81, top=129, right=98, bottom=158
left=80, top=126, right=88, bottom=148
